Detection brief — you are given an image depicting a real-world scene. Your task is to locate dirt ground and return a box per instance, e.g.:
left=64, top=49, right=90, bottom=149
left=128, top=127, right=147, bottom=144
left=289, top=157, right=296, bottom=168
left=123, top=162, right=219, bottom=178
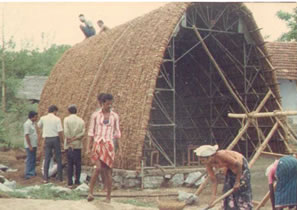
left=0, top=149, right=275, bottom=210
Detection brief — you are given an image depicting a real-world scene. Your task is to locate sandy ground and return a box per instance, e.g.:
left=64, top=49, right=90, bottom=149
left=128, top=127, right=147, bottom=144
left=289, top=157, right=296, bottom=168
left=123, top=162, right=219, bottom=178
left=0, top=149, right=274, bottom=210
left=0, top=198, right=157, bottom=210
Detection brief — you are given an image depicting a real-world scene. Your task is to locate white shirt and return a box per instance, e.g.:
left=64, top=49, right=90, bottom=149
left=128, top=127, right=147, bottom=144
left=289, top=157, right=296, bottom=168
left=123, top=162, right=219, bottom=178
left=38, top=113, right=63, bottom=138
left=24, top=119, right=38, bottom=148
left=63, top=114, right=85, bottom=149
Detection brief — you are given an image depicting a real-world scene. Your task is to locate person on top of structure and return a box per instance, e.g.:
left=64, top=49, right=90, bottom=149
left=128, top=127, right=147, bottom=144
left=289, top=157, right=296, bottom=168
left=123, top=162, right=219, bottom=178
left=79, top=14, right=96, bottom=38
left=97, top=20, right=109, bottom=34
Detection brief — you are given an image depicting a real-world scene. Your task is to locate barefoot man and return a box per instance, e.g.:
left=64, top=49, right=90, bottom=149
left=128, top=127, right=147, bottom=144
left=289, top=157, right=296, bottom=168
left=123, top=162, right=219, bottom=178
left=86, top=93, right=121, bottom=203
left=194, top=145, right=253, bottom=209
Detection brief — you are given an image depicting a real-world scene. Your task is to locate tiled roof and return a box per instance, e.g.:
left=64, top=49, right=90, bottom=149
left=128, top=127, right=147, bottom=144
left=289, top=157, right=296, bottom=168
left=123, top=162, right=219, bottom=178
left=266, top=42, right=297, bottom=80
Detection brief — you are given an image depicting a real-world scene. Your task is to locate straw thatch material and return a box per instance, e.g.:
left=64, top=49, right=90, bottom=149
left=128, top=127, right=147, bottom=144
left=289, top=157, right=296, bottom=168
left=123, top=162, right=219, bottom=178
left=38, top=2, right=282, bottom=170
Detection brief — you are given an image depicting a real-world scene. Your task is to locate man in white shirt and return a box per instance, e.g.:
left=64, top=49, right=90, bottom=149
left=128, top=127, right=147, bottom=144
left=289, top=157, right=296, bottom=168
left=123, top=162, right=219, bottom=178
left=64, top=104, right=85, bottom=187
left=24, top=111, right=38, bottom=179
left=38, top=105, right=64, bottom=183
left=79, top=14, right=96, bottom=38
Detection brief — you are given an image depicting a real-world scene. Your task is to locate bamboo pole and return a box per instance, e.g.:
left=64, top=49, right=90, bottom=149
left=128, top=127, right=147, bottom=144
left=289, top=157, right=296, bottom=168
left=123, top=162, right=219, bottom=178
left=193, top=26, right=248, bottom=113
left=255, top=191, right=270, bottom=210
left=249, top=122, right=279, bottom=168
left=227, top=89, right=273, bottom=150
left=227, top=120, right=251, bottom=150
left=255, top=183, right=276, bottom=210
left=228, top=111, right=297, bottom=119
left=275, top=118, right=294, bottom=153
left=261, top=151, right=285, bottom=158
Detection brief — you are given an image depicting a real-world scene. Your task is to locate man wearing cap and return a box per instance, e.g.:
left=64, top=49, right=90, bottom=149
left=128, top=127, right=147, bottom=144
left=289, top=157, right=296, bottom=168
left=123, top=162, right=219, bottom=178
left=194, top=145, right=253, bottom=210
left=64, top=104, right=85, bottom=187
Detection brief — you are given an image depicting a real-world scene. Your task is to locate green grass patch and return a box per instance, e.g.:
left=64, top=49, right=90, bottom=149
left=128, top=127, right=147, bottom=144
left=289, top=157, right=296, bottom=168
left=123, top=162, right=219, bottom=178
left=3, top=185, right=83, bottom=200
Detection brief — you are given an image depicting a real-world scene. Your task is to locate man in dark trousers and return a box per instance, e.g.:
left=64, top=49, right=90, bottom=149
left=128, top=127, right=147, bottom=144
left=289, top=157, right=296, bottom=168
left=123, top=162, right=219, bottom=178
left=38, top=105, right=64, bottom=183
left=79, top=14, right=96, bottom=38
left=64, top=104, right=85, bottom=187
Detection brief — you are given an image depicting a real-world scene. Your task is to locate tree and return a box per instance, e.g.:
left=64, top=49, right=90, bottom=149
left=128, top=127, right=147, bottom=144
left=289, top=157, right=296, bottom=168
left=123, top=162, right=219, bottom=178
left=277, top=7, right=297, bottom=41
left=0, top=36, right=71, bottom=147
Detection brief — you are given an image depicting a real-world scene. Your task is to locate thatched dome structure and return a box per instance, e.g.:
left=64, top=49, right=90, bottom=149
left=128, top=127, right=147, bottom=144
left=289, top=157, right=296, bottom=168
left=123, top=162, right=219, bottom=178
left=39, top=2, right=283, bottom=170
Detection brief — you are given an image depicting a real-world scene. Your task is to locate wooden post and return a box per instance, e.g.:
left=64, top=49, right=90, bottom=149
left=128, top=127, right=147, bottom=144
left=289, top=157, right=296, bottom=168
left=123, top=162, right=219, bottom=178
left=193, top=26, right=247, bottom=113
left=1, top=8, right=6, bottom=113
left=255, top=183, right=276, bottom=210
left=255, top=191, right=270, bottom=210
left=228, top=111, right=297, bottom=119
left=261, top=151, right=285, bottom=158
left=249, top=122, right=279, bottom=168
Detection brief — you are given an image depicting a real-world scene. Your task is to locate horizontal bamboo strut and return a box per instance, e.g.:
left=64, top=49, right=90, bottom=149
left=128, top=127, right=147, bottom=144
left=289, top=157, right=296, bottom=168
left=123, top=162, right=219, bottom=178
left=228, top=111, right=297, bottom=119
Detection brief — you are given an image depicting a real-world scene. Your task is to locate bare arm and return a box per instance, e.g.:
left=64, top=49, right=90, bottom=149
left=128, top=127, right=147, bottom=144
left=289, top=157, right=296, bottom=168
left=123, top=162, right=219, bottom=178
left=217, top=151, right=243, bottom=190
left=269, top=183, right=276, bottom=210
left=25, top=134, right=33, bottom=151
left=74, top=122, right=85, bottom=140
left=86, top=136, right=94, bottom=154
left=206, top=164, right=218, bottom=205
left=58, top=131, right=64, bottom=149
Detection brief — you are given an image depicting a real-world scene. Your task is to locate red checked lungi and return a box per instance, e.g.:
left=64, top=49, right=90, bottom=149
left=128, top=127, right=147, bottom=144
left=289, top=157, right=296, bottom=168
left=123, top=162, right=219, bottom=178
left=91, top=139, right=115, bottom=168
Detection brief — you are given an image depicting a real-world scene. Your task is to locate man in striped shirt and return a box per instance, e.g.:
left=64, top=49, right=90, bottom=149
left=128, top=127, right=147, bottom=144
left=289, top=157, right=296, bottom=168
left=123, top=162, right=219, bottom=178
left=86, top=93, right=121, bottom=203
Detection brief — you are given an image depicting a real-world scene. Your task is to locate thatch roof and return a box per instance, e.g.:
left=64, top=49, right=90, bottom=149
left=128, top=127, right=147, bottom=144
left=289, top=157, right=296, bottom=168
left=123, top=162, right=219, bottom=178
left=17, top=76, right=48, bottom=101
left=38, top=2, right=282, bottom=170
left=266, top=42, right=297, bottom=81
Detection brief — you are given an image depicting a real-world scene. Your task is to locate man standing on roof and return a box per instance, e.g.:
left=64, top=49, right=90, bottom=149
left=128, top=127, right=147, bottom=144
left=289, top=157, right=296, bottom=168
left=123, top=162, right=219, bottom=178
left=97, top=20, right=109, bottom=34
left=86, top=93, right=121, bottom=203
left=79, top=14, right=96, bottom=38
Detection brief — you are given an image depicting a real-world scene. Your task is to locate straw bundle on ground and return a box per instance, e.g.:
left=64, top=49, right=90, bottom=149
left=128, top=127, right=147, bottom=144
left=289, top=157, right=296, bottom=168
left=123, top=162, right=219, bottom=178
left=158, top=199, right=186, bottom=210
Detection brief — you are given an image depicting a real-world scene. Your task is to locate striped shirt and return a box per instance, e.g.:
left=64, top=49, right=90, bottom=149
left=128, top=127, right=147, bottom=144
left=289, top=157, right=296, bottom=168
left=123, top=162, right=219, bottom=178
left=88, top=109, right=121, bottom=143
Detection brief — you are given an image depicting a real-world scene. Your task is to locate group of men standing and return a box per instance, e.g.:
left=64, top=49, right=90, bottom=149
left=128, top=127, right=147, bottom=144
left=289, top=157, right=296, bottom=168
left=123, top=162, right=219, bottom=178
left=24, top=93, right=120, bottom=202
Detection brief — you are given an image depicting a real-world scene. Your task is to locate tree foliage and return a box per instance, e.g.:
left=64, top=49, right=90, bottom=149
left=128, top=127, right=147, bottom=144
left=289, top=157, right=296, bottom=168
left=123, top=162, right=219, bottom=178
left=0, top=36, right=71, bottom=146
left=0, top=37, right=71, bottom=109
left=277, top=7, right=297, bottom=41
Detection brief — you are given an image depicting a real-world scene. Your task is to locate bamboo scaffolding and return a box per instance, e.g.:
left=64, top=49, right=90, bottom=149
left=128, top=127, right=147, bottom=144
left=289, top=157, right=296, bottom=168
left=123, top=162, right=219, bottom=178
left=261, top=151, right=285, bottom=158
left=228, top=111, right=297, bottom=119
left=249, top=122, right=279, bottom=168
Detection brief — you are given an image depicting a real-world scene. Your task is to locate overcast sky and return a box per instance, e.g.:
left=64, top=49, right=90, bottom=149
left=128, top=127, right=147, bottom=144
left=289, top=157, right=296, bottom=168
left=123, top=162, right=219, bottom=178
left=0, top=2, right=296, bottom=50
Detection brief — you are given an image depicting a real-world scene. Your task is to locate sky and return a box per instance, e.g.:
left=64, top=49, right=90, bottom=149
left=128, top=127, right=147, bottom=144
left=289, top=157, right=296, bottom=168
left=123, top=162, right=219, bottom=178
left=0, top=2, right=296, bottom=50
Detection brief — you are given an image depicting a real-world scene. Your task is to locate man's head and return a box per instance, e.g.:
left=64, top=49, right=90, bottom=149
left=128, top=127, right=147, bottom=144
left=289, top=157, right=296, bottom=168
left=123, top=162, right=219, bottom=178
left=28, top=111, right=38, bottom=122
left=97, top=20, right=104, bottom=27
left=79, top=14, right=86, bottom=22
left=97, top=93, right=106, bottom=106
left=68, top=104, right=77, bottom=114
left=194, top=144, right=218, bottom=165
left=101, top=93, right=113, bottom=112
left=48, top=105, right=58, bottom=113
